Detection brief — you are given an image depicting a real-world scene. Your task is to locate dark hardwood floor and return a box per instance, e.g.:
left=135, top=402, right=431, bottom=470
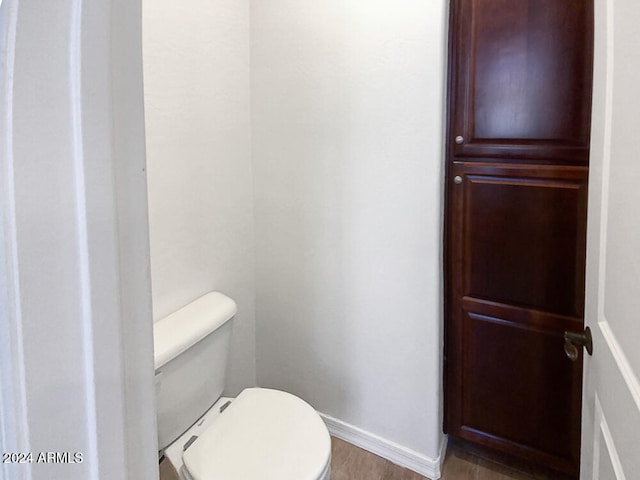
left=159, top=436, right=569, bottom=479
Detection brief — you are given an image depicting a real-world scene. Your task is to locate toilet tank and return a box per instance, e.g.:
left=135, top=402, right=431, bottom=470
left=153, top=292, right=237, bottom=450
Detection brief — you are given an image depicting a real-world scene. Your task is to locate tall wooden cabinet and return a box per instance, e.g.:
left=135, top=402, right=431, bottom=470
left=443, top=1, right=593, bottom=477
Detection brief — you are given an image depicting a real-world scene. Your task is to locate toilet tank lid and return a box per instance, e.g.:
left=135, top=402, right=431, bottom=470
left=153, top=292, right=237, bottom=370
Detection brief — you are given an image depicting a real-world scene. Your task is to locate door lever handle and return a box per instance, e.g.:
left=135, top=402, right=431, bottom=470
left=564, top=327, right=593, bottom=361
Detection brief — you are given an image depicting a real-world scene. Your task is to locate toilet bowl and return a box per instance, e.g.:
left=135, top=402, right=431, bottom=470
left=154, top=292, right=331, bottom=480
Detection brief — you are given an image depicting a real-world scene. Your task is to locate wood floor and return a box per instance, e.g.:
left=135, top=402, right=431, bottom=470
left=159, top=436, right=567, bottom=480
left=158, top=456, right=180, bottom=480
left=331, top=438, right=565, bottom=480
left=330, top=437, right=426, bottom=480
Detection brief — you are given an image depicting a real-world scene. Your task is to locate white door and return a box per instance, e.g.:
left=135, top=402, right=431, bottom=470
left=580, top=0, right=640, bottom=478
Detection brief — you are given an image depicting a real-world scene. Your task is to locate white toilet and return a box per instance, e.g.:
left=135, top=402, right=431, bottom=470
left=154, top=291, right=332, bottom=480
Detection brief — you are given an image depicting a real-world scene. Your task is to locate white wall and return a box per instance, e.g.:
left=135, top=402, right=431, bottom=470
left=143, top=0, right=256, bottom=394
left=252, top=0, right=447, bottom=463
left=143, top=0, right=447, bottom=467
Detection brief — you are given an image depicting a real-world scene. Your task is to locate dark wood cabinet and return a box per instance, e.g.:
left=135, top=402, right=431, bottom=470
left=444, top=1, right=593, bottom=477
left=448, top=0, right=593, bottom=164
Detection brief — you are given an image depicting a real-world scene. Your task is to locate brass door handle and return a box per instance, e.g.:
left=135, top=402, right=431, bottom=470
left=564, top=327, right=593, bottom=361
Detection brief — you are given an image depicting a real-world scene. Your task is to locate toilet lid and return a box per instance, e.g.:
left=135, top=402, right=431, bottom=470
left=182, top=388, right=331, bottom=480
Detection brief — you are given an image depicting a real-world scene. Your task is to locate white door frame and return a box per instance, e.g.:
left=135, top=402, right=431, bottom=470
left=0, top=1, right=158, bottom=479
left=581, top=0, right=640, bottom=478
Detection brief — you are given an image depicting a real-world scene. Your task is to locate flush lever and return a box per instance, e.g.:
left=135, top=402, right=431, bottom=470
left=563, top=327, right=593, bottom=361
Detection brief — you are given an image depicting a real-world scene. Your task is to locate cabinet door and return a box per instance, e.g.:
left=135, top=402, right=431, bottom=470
left=445, top=163, right=589, bottom=476
left=449, top=0, right=593, bottom=163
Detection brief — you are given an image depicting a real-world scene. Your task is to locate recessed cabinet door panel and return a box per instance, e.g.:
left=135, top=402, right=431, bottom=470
left=450, top=0, right=593, bottom=162
left=461, top=307, right=582, bottom=472
left=463, top=171, right=588, bottom=316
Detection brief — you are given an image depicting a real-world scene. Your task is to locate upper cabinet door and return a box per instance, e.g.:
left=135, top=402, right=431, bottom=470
left=450, top=0, right=593, bottom=164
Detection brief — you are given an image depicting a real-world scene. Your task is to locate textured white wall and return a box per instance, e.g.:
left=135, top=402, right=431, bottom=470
left=143, top=0, right=446, bottom=460
left=143, top=0, right=256, bottom=394
left=252, top=0, right=447, bottom=459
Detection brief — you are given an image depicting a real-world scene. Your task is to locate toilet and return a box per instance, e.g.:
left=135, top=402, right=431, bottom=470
left=153, top=291, right=332, bottom=480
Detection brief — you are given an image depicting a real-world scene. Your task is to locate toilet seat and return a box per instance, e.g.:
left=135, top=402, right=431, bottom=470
left=182, top=388, right=332, bottom=480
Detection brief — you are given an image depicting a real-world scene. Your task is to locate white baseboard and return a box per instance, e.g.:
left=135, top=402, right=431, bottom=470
left=320, top=413, right=448, bottom=480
